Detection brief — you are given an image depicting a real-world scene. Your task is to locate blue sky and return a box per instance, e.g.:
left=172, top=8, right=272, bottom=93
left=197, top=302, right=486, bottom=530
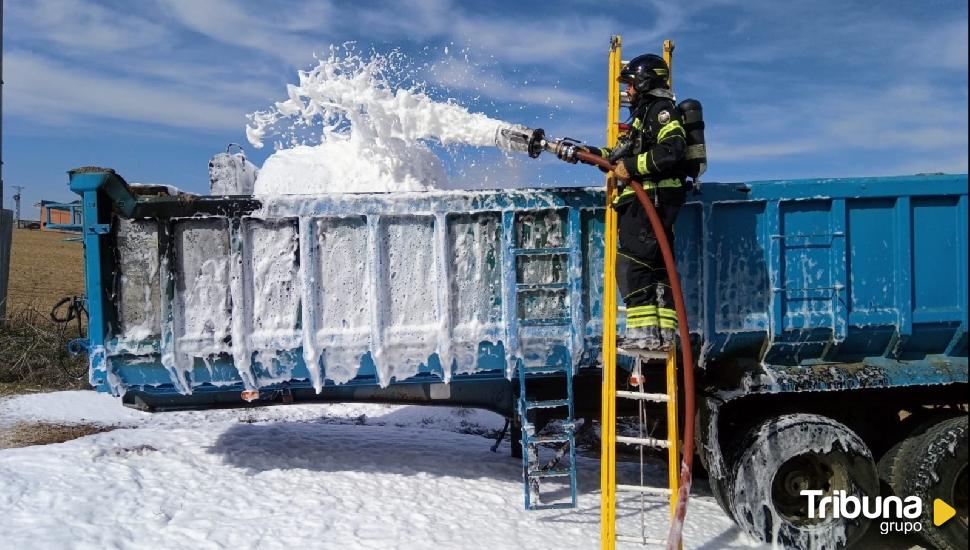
left=3, top=0, right=968, bottom=213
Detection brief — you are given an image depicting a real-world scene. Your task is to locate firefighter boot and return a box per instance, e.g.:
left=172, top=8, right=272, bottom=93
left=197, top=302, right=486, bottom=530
left=618, top=327, right=649, bottom=350
left=660, top=328, right=677, bottom=351
left=643, top=326, right=662, bottom=350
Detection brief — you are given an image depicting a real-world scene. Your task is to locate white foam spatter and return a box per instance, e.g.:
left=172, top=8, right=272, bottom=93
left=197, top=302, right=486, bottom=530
left=248, top=48, right=509, bottom=195
left=0, top=391, right=758, bottom=549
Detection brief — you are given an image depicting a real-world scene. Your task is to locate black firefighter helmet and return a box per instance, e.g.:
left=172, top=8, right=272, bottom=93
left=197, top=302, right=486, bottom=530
left=618, top=54, right=670, bottom=94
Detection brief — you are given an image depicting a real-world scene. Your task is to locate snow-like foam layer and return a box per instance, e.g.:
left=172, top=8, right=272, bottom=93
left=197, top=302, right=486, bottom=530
left=0, top=391, right=753, bottom=549
left=248, top=48, right=509, bottom=194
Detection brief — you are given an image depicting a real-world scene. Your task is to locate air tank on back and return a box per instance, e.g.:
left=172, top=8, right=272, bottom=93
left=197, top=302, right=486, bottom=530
left=677, top=98, right=707, bottom=180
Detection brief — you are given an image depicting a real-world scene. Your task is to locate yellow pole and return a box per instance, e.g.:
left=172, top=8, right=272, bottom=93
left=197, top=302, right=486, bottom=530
left=600, top=34, right=621, bottom=550
left=661, top=38, right=682, bottom=549
left=663, top=39, right=675, bottom=88
left=665, top=346, right=681, bottom=521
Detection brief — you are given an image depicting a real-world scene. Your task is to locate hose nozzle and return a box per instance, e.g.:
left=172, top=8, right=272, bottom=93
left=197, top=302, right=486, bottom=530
left=494, top=125, right=546, bottom=158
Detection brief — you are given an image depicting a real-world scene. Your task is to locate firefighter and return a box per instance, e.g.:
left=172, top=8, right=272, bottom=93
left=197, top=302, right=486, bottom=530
left=560, top=54, right=688, bottom=350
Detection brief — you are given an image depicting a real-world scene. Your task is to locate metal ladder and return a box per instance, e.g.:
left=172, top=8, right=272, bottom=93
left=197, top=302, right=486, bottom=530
left=516, top=357, right=579, bottom=510
left=610, top=346, right=681, bottom=548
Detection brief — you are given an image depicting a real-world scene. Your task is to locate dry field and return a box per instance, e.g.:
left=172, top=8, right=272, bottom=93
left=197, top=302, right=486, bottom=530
left=0, top=421, right=114, bottom=450
left=6, top=228, right=85, bottom=313
left=1, top=229, right=88, bottom=391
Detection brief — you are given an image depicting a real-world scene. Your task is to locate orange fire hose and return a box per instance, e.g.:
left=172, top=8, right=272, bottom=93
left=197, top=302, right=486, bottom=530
left=576, top=150, right=695, bottom=548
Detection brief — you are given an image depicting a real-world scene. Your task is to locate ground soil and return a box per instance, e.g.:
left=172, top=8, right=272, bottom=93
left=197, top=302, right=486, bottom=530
left=0, top=420, right=114, bottom=450
left=6, top=228, right=85, bottom=313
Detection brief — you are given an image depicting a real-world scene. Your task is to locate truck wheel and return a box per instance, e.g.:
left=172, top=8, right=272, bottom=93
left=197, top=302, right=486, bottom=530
left=902, top=416, right=968, bottom=550
left=709, top=472, right=734, bottom=519
left=878, top=413, right=958, bottom=496
left=707, top=428, right=745, bottom=521
left=730, top=414, right=877, bottom=549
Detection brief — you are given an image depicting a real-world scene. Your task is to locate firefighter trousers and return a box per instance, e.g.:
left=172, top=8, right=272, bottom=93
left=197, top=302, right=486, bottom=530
left=615, top=187, right=686, bottom=331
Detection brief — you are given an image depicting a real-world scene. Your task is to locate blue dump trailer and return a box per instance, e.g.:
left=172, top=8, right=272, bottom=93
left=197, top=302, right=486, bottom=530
left=71, top=168, right=967, bottom=548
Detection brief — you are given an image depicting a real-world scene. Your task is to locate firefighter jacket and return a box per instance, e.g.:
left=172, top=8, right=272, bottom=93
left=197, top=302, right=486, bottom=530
left=588, top=92, right=688, bottom=204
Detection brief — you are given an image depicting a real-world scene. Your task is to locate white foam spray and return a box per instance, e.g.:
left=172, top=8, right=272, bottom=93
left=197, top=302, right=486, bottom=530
left=247, top=47, right=511, bottom=194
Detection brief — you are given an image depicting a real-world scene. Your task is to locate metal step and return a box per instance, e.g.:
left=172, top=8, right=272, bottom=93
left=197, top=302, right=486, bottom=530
left=616, top=435, right=670, bottom=449
left=516, top=282, right=569, bottom=291
left=617, top=348, right=669, bottom=361
left=524, top=398, right=570, bottom=409
left=518, top=318, right=572, bottom=327
left=530, top=502, right=577, bottom=511
left=529, top=467, right=572, bottom=478
left=521, top=419, right=575, bottom=433
left=616, top=534, right=666, bottom=546
left=616, top=484, right=672, bottom=496
left=527, top=434, right=572, bottom=445
left=510, top=247, right=571, bottom=256
left=616, top=390, right=669, bottom=403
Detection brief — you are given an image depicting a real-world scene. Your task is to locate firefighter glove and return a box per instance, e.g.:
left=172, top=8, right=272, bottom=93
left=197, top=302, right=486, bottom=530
left=613, top=161, right=631, bottom=181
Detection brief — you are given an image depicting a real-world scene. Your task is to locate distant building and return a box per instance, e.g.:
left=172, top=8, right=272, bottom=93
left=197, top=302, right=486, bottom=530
left=36, top=200, right=83, bottom=232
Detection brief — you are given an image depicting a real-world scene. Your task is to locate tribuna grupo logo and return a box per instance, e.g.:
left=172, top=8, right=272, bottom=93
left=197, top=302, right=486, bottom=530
left=801, top=490, right=957, bottom=535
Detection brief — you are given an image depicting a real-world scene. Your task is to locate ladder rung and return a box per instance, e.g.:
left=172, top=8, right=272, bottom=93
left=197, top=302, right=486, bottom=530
left=517, top=283, right=569, bottom=292
left=527, top=434, right=572, bottom=445
left=529, top=502, right=576, bottom=510
left=525, top=399, right=570, bottom=409
left=529, top=468, right=572, bottom=478
left=617, top=348, right=669, bottom=361
left=520, top=419, right=575, bottom=430
left=616, top=535, right=666, bottom=546
left=511, top=247, right=571, bottom=256
left=616, top=484, right=672, bottom=496
left=616, top=435, right=670, bottom=449
left=616, top=390, right=669, bottom=403
left=518, top=318, right=572, bottom=327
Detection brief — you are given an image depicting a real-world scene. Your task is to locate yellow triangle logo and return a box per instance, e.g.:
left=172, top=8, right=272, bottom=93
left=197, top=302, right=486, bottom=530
left=934, top=498, right=956, bottom=526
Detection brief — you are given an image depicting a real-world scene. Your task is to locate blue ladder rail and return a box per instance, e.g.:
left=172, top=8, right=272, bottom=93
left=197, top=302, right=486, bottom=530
left=517, top=360, right=579, bottom=510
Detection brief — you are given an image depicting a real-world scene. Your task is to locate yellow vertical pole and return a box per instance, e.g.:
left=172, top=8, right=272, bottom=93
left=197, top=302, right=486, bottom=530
left=600, top=34, right=622, bottom=550
left=663, top=40, right=675, bottom=88
left=662, top=38, right=682, bottom=550
left=665, top=346, right=681, bottom=520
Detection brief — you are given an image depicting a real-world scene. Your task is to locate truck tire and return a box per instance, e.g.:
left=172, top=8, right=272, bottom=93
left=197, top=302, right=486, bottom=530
left=707, top=426, right=746, bottom=521
left=730, top=414, right=877, bottom=549
left=878, top=413, right=958, bottom=497
left=709, top=472, right=734, bottom=519
left=901, top=416, right=967, bottom=550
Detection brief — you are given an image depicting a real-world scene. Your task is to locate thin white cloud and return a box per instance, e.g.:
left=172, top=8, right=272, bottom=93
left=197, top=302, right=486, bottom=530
left=708, top=139, right=822, bottom=161
left=6, top=0, right=171, bottom=52
left=449, top=16, right=615, bottom=65
left=156, top=0, right=333, bottom=66
left=4, top=0, right=966, bottom=182
left=427, top=59, right=596, bottom=111
left=351, top=0, right=634, bottom=66
left=910, top=20, right=969, bottom=71
left=883, top=153, right=969, bottom=176
left=356, top=0, right=451, bottom=41
left=708, top=81, right=968, bottom=164
left=5, top=51, right=247, bottom=131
